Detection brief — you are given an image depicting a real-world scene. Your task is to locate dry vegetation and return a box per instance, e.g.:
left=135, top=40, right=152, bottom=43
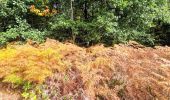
left=0, top=39, right=170, bottom=100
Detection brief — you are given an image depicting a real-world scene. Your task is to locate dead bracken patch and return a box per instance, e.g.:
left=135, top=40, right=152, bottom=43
left=0, top=39, right=170, bottom=100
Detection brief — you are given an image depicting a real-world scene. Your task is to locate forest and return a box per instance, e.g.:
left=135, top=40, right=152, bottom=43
left=0, top=0, right=170, bottom=46
left=0, top=0, right=170, bottom=100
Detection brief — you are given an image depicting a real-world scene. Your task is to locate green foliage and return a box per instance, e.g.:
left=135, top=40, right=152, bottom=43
left=21, top=82, right=38, bottom=100
left=0, top=20, right=46, bottom=46
left=21, top=83, right=50, bottom=100
left=0, top=0, right=170, bottom=46
left=0, top=0, right=27, bottom=31
left=0, top=0, right=47, bottom=46
left=3, top=74, right=24, bottom=85
left=49, top=0, right=169, bottom=46
left=2, top=74, right=38, bottom=100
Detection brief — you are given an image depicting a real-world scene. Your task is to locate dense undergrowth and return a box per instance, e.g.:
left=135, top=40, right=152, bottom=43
left=0, top=0, right=170, bottom=99
left=0, top=39, right=170, bottom=100
left=0, top=0, right=170, bottom=46
left=0, top=40, right=66, bottom=99
left=0, top=44, right=64, bottom=84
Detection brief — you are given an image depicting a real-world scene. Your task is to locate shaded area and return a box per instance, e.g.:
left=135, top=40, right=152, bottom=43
left=154, top=23, right=170, bottom=46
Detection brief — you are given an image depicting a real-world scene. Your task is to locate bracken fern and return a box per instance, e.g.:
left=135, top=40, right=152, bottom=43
left=0, top=43, right=65, bottom=84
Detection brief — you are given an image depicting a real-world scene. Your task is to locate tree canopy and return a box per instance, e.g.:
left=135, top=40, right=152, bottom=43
left=0, top=0, right=170, bottom=46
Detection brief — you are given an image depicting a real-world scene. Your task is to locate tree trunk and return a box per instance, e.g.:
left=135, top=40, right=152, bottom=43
left=70, top=0, right=75, bottom=43
left=70, top=0, right=74, bottom=20
left=84, top=1, right=88, bottom=20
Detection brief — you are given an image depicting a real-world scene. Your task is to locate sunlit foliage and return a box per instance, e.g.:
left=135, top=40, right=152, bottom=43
left=0, top=0, right=170, bottom=46
left=0, top=43, right=65, bottom=84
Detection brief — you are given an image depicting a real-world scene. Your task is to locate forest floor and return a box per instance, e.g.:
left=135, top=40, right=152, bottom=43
left=0, top=39, right=170, bottom=100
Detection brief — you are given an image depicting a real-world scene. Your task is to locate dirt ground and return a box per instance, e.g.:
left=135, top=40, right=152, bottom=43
left=0, top=84, right=20, bottom=100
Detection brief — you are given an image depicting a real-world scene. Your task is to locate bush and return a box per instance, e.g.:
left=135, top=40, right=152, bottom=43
left=0, top=0, right=27, bottom=31
left=0, top=0, right=47, bottom=46
left=0, top=0, right=170, bottom=46
left=0, top=44, right=64, bottom=84
left=0, top=19, right=46, bottom=46
left=48, top=0, right=170, bottom=46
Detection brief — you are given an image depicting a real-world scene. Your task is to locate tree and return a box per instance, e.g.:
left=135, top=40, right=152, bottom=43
left=0, top=0, right=170, bottom=46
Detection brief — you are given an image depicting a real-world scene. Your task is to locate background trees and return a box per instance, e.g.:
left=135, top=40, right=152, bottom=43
left=0, top=0, right=170, bottom=46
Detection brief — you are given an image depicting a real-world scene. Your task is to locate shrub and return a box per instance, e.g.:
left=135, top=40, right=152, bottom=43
left=0, top=44, right=64, bottom=84
left=0, top=0, right=27, bottom=31
left=0, top=0, right=47, bottom=46
left=0, top=19, right=46, bottom=46
left=0, top=0, right=170, bottom=46
left=48, top=0, right=170, bottom=46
